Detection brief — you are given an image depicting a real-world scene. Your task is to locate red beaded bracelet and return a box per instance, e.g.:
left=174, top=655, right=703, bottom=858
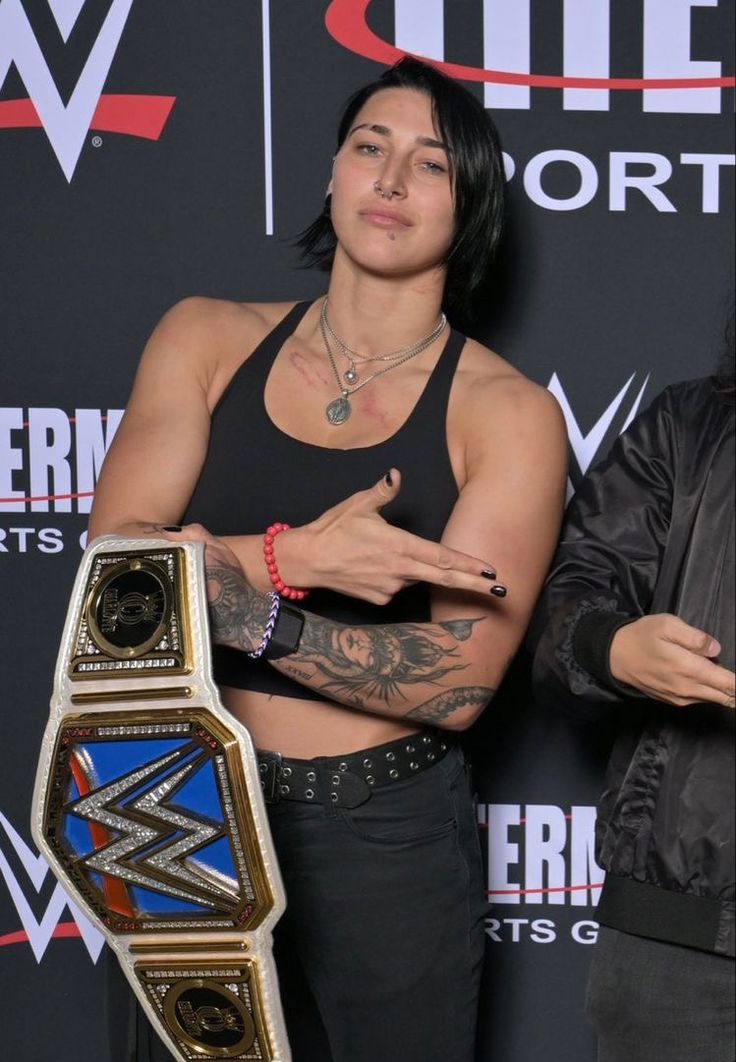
left=263, top=523, right=309, bottom=601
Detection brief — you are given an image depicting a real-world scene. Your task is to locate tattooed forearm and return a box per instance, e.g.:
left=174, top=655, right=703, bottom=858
left=438, top=619, right=478, bottom=642
left=279, top=662, right=317, bottom=683
left=273, top=614, right=487, bottom=715
left=206, top=562, right=270, bottom=652
left=404, top=686, right=495, bottom=725
left=203, top=547, right=491, bottom=726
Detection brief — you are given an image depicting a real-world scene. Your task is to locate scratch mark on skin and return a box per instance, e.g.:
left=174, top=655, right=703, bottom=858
left=288, top=349, right=331, bottom=388
left=354, top=389, right=393, bottom=427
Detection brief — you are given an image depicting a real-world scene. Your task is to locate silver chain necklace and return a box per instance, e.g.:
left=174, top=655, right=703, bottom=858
left=319, top=299, right=448, bottom=426
left=321, top=299, right=446, bottom=385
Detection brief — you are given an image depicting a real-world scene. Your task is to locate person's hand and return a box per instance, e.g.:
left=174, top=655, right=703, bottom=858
left=143, top=522, right=266, bottom=651
left=281, top=469, right=506, bottom=605
left=609, top=614, right=736, bottom=708
left=142, top=520, right=238, bottom=584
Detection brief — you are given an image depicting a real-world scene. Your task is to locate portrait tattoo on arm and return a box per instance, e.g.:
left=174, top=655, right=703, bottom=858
left=203, top=549, right=494, bottom=726
left=277, top=614, right=493, bottom=720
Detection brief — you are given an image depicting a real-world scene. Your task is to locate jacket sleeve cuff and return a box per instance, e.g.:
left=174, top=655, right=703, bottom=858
left=572, top=610, right=636, bottom=692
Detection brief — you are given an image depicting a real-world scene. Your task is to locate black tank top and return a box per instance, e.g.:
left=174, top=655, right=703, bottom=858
left=183, top=300, right=464, bottom=698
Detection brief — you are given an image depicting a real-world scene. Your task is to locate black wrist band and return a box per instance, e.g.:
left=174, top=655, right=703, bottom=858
left=264, top=601, right=304, bottom=660
left=572, top=610, right=635, bottom=690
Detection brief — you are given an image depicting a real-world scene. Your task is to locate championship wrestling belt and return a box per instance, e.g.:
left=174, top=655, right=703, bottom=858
left=31, top=535, right=291, bottom=1062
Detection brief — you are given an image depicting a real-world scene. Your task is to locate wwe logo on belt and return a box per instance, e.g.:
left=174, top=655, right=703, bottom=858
left=0, top=0, right=175, bottom=181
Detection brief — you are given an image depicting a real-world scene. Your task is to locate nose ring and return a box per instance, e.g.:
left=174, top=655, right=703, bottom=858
left=374, top=180, right=394, bottom=199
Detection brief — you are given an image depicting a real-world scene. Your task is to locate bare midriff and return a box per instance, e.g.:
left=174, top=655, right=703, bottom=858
left=221, top=686, right=421, bottom=759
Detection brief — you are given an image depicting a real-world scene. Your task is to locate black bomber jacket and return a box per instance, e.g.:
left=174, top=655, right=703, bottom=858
left=532, top=376, right=735, bottom=956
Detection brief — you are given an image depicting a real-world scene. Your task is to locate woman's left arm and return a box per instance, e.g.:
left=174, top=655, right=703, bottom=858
left=188, top=378, right=568, bottom=731
left=428, top=377, right=568, bottom=716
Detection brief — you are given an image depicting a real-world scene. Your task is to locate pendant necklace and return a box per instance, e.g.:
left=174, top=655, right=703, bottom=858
left=321, top=300, right=444, bottom=386
left=319, top=299, right=447, bottom=426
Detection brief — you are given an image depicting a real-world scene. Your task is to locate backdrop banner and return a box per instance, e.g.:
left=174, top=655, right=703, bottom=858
left=1, top=2, right=734, bottom=1060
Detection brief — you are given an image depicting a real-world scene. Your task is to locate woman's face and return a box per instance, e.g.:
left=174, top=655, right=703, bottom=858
left=328, top=87, right=455, bottom=282
left=334, top=627, right=400, bottom=674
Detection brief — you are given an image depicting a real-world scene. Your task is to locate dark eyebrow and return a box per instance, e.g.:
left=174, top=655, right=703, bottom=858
left=416, top=135, right=448, bottom=152
left=349, top=123, right=391, bottom=137
left=348, top=123, right=449, bottom=152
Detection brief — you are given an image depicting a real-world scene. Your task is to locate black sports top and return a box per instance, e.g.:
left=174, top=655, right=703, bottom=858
left=183, top=300, right=464, bottom=698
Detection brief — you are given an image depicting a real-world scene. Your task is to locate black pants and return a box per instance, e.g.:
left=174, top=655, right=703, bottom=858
left=586, top=926, right=736, bottom=1062
left=108, top=745, right=486, bottom=1062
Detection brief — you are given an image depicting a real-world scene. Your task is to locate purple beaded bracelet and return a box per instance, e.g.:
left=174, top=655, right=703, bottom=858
left=246, top=591, right=281, bottom=659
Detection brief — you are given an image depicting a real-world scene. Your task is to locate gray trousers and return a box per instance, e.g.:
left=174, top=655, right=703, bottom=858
left=586, top=926, right=736, bottom=1062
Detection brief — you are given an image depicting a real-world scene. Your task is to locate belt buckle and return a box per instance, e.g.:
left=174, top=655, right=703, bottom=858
left=258, top=751, right=283, bottom=804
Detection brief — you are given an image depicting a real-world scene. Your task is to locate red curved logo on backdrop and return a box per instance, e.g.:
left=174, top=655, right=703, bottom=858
left=325, top=0, right=736, bottom=91
left=0, top=94, right=174, bottom=139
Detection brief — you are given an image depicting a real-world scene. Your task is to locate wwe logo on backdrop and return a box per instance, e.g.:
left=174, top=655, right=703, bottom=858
left=0, top=811, right=104, bottom=962
left=548, top=373, right=650, bottom=500
left=0, top=0, right=175, bottom=181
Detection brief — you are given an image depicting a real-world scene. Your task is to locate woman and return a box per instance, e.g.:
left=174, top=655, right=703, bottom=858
left=90, top=57, right=567, bottom=1062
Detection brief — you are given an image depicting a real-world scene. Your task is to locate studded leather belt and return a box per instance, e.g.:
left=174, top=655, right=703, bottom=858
left=257, top=731, right=451, bottom=809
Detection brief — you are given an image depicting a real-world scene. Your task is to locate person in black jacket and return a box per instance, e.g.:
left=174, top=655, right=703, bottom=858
left=532, top=369, right=735, bottom=1062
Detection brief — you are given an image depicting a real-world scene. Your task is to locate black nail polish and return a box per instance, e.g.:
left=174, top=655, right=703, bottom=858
left=385, top=470, right=394, bottom=486
left=490, top=585, right=507, bottom=598
left=481, top=569, right=497, bottom=580
left=162, top=525, right=182, bottom=532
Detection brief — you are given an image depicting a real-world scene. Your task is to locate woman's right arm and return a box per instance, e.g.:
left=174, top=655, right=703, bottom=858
left=90, top=295, right=257, bottom=535
left=91, top=297, right=306, bottom=593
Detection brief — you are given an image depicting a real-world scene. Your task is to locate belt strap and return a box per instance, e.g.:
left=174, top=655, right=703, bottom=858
left=258, top=731, right=450, bottom=808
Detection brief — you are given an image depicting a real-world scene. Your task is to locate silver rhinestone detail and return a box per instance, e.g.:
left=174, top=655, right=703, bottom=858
left=216, top=758, right=255, bottom=899
left=74, top=749, right=232, bottom=908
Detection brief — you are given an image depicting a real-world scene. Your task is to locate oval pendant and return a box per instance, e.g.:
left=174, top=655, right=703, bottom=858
left=326, top=395, right=351, bottom=425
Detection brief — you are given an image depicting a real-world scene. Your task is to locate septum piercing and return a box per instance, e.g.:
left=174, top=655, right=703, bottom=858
left=374, top=180, right=396, bottom=199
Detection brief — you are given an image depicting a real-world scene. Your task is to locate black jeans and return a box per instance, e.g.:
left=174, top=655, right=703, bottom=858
left=108, top=744, right=486, bottom=1062
left=586, top=926, right=736, bottom=1062
left=269, top=743, right=487, bottom=1062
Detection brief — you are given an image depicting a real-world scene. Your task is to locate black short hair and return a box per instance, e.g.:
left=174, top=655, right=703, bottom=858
left=297, top=56, right=506, bottom=324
